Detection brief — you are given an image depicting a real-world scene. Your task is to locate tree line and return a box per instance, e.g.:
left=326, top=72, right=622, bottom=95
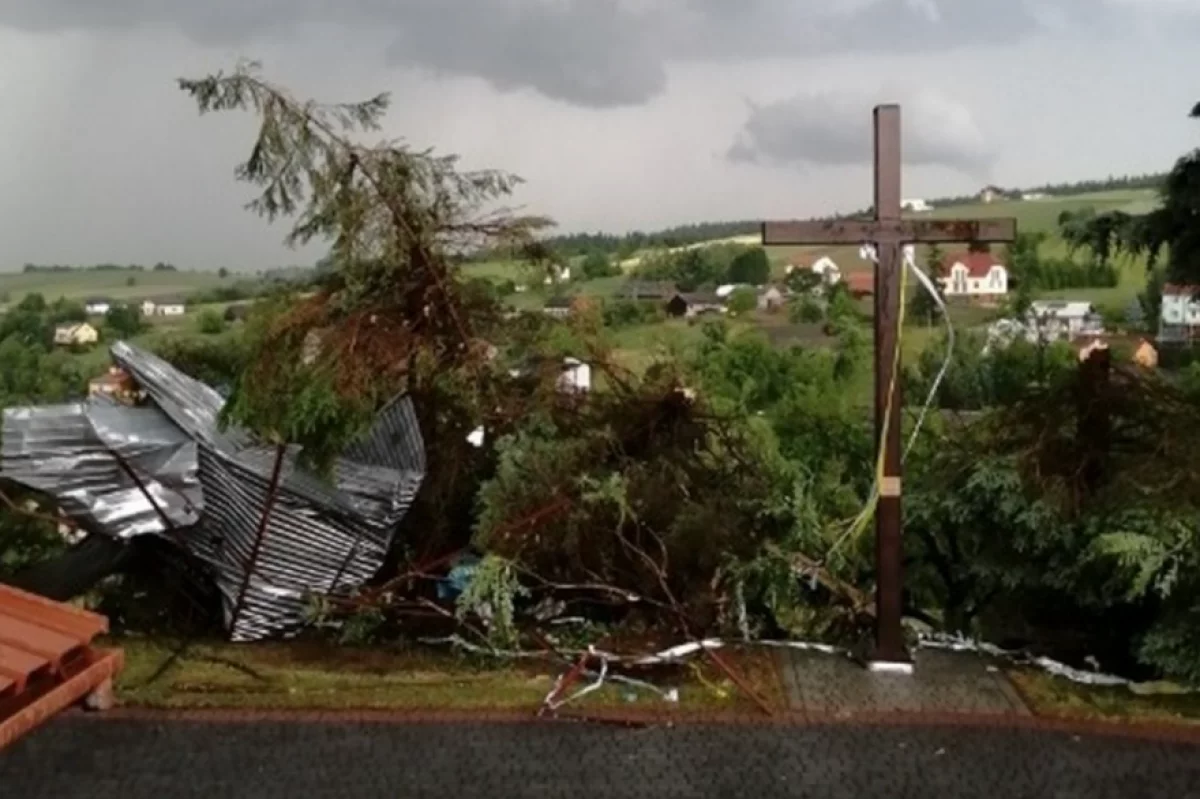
left=472, top=172, right=1169, bottom=263
left=22, top=261, right=180, bottom=272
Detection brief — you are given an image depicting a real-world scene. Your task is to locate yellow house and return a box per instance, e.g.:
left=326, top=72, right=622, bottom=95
left=53, top=322, right=99, bottom=347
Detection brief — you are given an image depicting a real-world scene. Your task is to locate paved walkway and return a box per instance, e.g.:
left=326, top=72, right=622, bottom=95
left=777, top=649, right=1030, bottom=715
left=3, top=716, right=1199, bottom=798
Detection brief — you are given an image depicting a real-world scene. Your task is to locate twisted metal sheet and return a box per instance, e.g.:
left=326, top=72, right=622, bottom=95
left=1, top=342, right=425, bottom=641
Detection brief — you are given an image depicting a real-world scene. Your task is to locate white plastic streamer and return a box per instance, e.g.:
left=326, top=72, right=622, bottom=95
left=900, top=243, right=954, bottom=458
left=425, top=631, right=1175, bottom=692
left=857, top=243, right=954, bottom=459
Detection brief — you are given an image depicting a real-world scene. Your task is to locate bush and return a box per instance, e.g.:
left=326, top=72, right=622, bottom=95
left=0, top=508, right=65, bottom=583
left=581, top=250, right=619, bottom=280
left=726, top=287, right=758, bottom=314
left=196, top=309, right=226, bottom=335
left=104, top=304, right=146, bottom=338
left=602, top=298, right=662, bottom=328
left=727, top=247, right=770, bottom=285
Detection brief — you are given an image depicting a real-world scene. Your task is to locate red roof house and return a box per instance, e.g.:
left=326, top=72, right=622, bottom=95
left=940, top=251, right=1008, bottom=297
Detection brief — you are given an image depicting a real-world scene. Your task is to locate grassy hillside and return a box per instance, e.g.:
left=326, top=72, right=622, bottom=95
left=465, top=188, right=1158, bottom=314
left=0, top=269, right=228, bottom=311
left=764, top=189, right=1156, bottom=312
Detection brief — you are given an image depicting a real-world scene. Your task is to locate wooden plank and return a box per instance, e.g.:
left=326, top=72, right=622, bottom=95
left=761, top=217, right=1017, bottom=246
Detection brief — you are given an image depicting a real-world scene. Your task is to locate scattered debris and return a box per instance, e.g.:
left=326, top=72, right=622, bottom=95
left=1, top=341, right=427, bottom=641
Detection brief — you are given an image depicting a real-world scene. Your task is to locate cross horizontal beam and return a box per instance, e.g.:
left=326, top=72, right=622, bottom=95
left=762, top=218, right=1016, bottom=247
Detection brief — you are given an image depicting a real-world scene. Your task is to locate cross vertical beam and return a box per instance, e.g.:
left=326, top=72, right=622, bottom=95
left=870, top=105, right=907, bottom=666
left=760, top=104, right=1016, bottom=671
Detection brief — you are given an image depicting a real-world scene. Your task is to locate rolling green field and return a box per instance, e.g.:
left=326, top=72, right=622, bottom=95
left=6, top=188, right=1158, bottom=386
left=764, top=188, right=1156, bottom=275
left=0, top=269, right=230, bottom=312
left=467, top=189, right=1158, bottom=301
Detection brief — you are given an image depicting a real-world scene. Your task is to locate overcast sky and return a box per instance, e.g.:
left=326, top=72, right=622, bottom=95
left=0, top=0, right=1196, bottom=270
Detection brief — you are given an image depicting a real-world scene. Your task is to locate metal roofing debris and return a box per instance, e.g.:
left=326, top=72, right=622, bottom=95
left=1, top=341, right=427, bottom=642
left=0, top=583, right=123, bottom=750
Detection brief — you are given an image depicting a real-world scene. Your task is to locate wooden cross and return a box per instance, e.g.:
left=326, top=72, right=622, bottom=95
left=762, top=105, right=1016, bottom=668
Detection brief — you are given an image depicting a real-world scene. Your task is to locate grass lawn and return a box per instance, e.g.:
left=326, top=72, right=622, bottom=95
left=107, top=636, right=786, bottom=714
left=1010, top=669, right=1200, bottom=726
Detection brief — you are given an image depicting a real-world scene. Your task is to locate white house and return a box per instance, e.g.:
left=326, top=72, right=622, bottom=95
left=940, top=252, right=1008, bottom=299
left=1158, top=284, right=1200, bottom=343
left=141, top=296, right=186, bottom=316
left=543, top=295, right=573, bottom=318
left=979, top=185, right=1005, bottom=203
left=542, top=264, right=572, bottom=286
left=786, top=256, right=841, bottom=286
left=1021, top=192, right=1047, bottom=201
left=1027, top=300, right=1105, bottom=340
left=558, top=357, right=591, bottom=394
left=756, top=285, right=786, bottom=311
left=901, top=198, right=931, bottom=212
left=84, top=297, right=113, bottom=315
left=716, top=283, right=752, bottom=298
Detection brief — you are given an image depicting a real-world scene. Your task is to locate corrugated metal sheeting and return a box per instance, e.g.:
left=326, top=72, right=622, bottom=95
left=1, top=342, right=426, bottom=641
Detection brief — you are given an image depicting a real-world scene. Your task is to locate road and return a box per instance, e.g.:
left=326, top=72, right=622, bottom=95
left=2, top=716, right=1198, bottom=798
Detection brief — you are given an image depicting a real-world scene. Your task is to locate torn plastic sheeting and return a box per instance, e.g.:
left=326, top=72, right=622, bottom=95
left=425, top=633, right=847, bottom=665
left=436, top=553, right=481, bottom=601
left=918, top=633, right=1130, bottom=687
left=0, top=341, right=427, bottom=642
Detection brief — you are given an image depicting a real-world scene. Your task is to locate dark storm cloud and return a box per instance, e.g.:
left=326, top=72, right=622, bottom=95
left=727, top=90, right=997, bottom=176
left=381, top=1, right=667, bottom=107
left=0, top=1, right=1127, bottom=107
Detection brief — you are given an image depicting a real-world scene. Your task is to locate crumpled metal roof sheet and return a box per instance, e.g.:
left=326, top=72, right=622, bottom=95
left=1, top=341, right=426, bottom=642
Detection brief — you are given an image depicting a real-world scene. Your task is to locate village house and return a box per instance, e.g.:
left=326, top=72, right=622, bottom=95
left=715, top=283, right=751, bottom=298
left=666, top=291, right=725, bottom=318
left=978, top=184, right=1006, bottom=203
left=543, top=294, right=573, bottom=319
left=558, top=357, right=591, bottom=394
left=843, top=271, right=875, bottom=298
left=1158, top=284, right=1200, bottom=343
left=786, top=255, right=841, bottom=287
left=1027, top=300, right=1105, bottom=340
left=940, top=251, right=1009, bottom=301
left=901, top=198, right=931, bottom=212
left=542, top=264, right=572, bottom=286
left=53, top=321, right=99, bottom=347
left=614, top=281, right=677, bottom=302
left=507, top=355, right=592, bottom=394
left=223, top=303, right=250, bottom=322
left=140, top=296, right=187, bottom=317
left=83, top=297, right=113, bottom=315
left=756, top=285, right=787, bottom=312
left=87, top=366, right=138, bottom=403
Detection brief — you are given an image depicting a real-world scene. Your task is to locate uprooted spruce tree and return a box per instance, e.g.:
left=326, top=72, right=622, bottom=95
left=175, top=62, right=864, bottom=650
